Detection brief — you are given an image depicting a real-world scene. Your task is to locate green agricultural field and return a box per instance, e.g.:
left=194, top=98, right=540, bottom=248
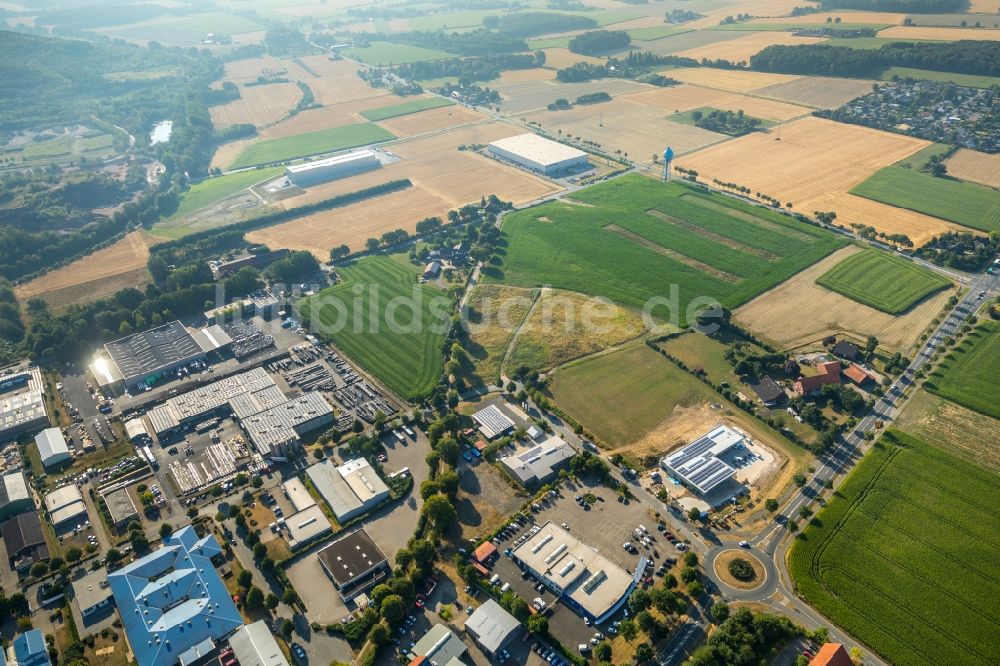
left=711, top=22, right=893, bottom=31
left=525, top=36, right=572, bottom=50
left=824, top=37, right=933, bottom=49
left=152, top=166, right=284, bottom=233
left=488, top=174, right=846, bottom=325
left=341, top=41, right=455, bottom=65
left=789, top=430, right=1000, bottom=666
left=406, top=9, right=499, bottom=31
left=230, top=123, right=395, bottom=169
left=301, top=254, right=453, bottom=400
left=815, top=248, right=951, bottom=314
left=628, top=26, right=690, bottom=41
left=851, top=166, right=1000, bottom=234
left=879, top=66, right=1000, bottom=88
left=550, top=344, right=721, bottom=444
left=667, top=106, right=775, bottom=133
left=156, top=11, right=265, bottom=35
left=926, top=321, right=1000, bottom=419
left=361, top=97, right=455, bottom=121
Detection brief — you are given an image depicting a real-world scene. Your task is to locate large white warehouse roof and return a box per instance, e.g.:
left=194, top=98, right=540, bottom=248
left=286, top=150, right=377, bottom=174
left=488, top=133, right=586, bottom=167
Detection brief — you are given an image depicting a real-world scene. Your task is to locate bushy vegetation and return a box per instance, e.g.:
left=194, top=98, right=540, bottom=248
left=915, top=231, right=1000, bottom=272
left=671, top=108, right=765, bottom=136
left=790, top=430, right=1000, bottom=666
left=751, top=40, right=1000, bottom=78
left=926, top=321, right=1000, bottom=419
left=492, top=12, right=597, bottom=37
left=568, top=29, right=631, bottom=55
left=556, top=51, right=700, bottom=82
left=686, top=608, right=800, bottom=665
left=815, top=248, right=951, bottom=314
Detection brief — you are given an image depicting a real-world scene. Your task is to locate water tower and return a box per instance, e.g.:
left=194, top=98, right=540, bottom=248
left=662, top=146, right=674, bottom=181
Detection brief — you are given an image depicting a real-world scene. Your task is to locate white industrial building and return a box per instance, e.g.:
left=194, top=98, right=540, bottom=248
left=283, top=504, right=332, bottom=550
left=487, top=133, right=589, bottom=176
left=660, top=424, right=745, bottom=496
left=464, top=599, right=521, bottom=659
left=511, top=521, right=638, bottom=624
left=471, top=404, right=515, bottom=441
left=500, top=435, right=575, bottom=487
left=285, top=150, right=380, bottom=187
left=44, top=485, right=88, bottom=528
left=35, top=428, right=70, bottom=469
left=228, top=621, right=289, bottom=666
left=306, top=458, right=389, bottom=522
left=0, top=367, right=49, bottom=443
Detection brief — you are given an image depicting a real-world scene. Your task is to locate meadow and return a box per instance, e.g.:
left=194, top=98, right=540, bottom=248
left=230, top=123, right=395, bottom=169
left=926, top=321, right=1000, bottom=419
left=851, top=166, right=1000, bottom=234
left=789, top=430, right=1000, bottom=666
left=550, top=344, right=720, bottom=445
left=301, top=254, right=452, bottom=400
left=878, top=66, right=1000, bottom=88
left=340, top=41, right=454, bottom=65
left=361, top=97, right=455, bottom=121
left=815, top=248, right=950, bottom=314
left=489, top=174, right=846, bottom=325
left=157, top=166, right=284, bottom=226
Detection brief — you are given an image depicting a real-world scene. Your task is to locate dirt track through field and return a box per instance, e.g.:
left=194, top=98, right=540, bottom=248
left=604, top=224, right=741, bottom=282
left=734, top=245, right=954, bottom=353
left=645, top=208, right=779, bottom=260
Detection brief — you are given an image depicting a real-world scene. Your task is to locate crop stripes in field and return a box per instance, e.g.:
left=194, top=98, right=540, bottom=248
left=890, top=464, right=1000, bottom=521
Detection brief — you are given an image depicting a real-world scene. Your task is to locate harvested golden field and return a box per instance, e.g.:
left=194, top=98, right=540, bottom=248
left=15, top=232, right=158, bottom=310
left=260, top=98, right=394, bottom=139
left=674, top=31, right=825, bottom=64
left=540, top=47, right=604, bottom=69
left=247, top=123, right=561, bottom=256
left=804, top=192, right=966, bottom=246
left=508, top=289, right=649, bottom=372
left=209, top=82, right=301, bottom=129
left=878, top=25, right=1000, bottom=40
left=665, top=67, right=800, bottom=93
left=967, top=0, right=1000, bottom=10
left=221, top=56, right=286, bottom=84
left=525, top=97, right=725, bottom=164
left=748, top=11, right=904, bottom=24
left=676, top=116, right=945, bottom=239
left=896, top=390, right=1000, bottom=475
left=375, top=104, right=486, bottom=136
left=231, top=30, right=265, bottom=45
left=943, top=148, right=1000, bottom=188
left=283, top=57, right=390, bottom=106
left=624, top=84, right=810, bottom=120
left=494, top=68, right=557, bottom=83
left=734, top=246, right=955, bottom=353
left=210, top=139, right=251, bottom=171
left=754, top=76, right=878, bottom=109
left=463, top=284, right=538, bottom=384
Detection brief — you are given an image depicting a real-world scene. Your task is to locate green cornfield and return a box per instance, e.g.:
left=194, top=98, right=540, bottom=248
left=815, top=248, right=951, bottom=314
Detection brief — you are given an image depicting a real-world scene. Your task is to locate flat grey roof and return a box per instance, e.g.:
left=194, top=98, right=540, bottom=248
left=45, top=485, right=87, bottom=526
left=284, top=504, right=332, bottom=549
left=412, top=624, right=467, bottom=664
left=465, top=599, right=519, bottom=654
left=240, top=391, right=332, bottom=455
left=500, top=435, right=575, bottom=486
left=103, top=487, right=138, bottom=525
left=286, top=150, right=376, bottom=174
left=72, top=568, right=111, bottom=612
left=306, top=458, right=388, bottom=521
left=316, top=529, right=387, bottom=588
left=104, top=320, right=204, bottom=384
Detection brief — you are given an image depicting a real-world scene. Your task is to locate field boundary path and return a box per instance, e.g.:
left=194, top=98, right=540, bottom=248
left=497, top=287, right=544, bottom=383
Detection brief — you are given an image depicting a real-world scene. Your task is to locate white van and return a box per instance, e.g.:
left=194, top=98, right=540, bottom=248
left=500, top=582, right=511, bottom=593
left=489, top=574, right=501, bottom=586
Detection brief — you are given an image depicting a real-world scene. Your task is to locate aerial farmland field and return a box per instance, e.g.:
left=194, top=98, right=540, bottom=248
left=301, top=254, right=452, bottom=400
left=926, top=321, right=1000, bottom=420
left=360, top=97, right=455, bottom=121
left=815, top=248, right=951, bottom=314
left=229, top=122, right=395, bottom=169
left=489, top=173, right=846, bottom=323
left=943, top=149, right=1000, bottom=188
left=789, top=430, right=1000, bottom=666
left=340, top=41, right=454, bottom=65
left=208, top=82, right=301, bottom=129
left=851, top=166, right=1000, bottom=234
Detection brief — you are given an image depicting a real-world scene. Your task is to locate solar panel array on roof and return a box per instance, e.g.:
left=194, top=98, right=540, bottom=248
left=661, top=425, right=744, bottom=495
left=471, top=405, right=515, bottom=440
left=104, top=321, right=205, bottom=385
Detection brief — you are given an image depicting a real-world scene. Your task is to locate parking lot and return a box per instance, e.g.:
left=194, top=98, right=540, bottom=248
left=480, top=476, right=683, bottom=656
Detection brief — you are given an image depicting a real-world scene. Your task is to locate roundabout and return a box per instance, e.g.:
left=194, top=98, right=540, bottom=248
left=705, top=545, right=779, bottom=601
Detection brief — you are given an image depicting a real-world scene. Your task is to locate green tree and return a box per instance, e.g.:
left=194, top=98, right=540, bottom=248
left=526, top=613, right=548, bottom=634
left=419, top=479, right=441, bottom=500
left=368, top=622, right=389, bottom=646
left=764, top=498, right=779, bottom=512
left=594, top=642, right=612, bottom=661
left=380, top=594, right=405, bottom=625
left=30, top=561, right=48, bottom=577
left=238, top=570, right=253, bottom=589
left=282, top=588, right=298, bottom=605
left=635, top=642, right=655, bottom=663
left=711, top=601, right=730, bottom=624
left=65, top=547, right=83, bottom=563
left=687, top=506, right=702, bottom=521
left=265, top=593, right=279, bottom=610
left=422, top=494, right=457, bottom=531
left=245, top=586, right=264, bottom=610
left=159, top=523, right=173, bottom=538
left=253, top=542, right=267, bottom=559
left=619, top=619, right=638, bottom=642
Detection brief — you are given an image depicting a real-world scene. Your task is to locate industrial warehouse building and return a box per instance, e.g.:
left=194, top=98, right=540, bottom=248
left=306, top=458, right=389, bottom=522
left=409, top=624, right=468, bottom=665
left=283, top=504, right=332, bottom=550
left=285, top=150, right=380, bottom=187
left=660, top=424, right=746, bottom=496
left=316, top=529, right=389, bottom=601
left=35, top=428, right=71, bottom=469
left=72, top=568, right=113, bottom=623
left=0, top=471, right=32, bottom=521
left=10, top=630, right=51, bottom=666
left=103, top=487, right=138, bottom=530
left=471, top=404, right=515, bottom=441
left=92, top=320, right=206, bottom=392
left=146, top=367, right=333, bottom=457
left=108, top=527, right=243, bottom=666
left=0, top=366, right=49, bottom=442
left=44, top=485, right=88, bottom=528
left=511, top=521, right=639, bottom=624
left=464, top=599, right=521, bottom=659
left=228, top=621, right=288, bottom=666
left=0, top=511, right=48, bottom=570
left=487, top=133, right=589, bottom=176
left=500, top=435, right=575, bottom=487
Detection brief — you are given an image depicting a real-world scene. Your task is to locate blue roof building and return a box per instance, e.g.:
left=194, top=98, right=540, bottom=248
left=108, top=526, right=243, bottom=666
left=12, top=629, right=50, bottom=666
